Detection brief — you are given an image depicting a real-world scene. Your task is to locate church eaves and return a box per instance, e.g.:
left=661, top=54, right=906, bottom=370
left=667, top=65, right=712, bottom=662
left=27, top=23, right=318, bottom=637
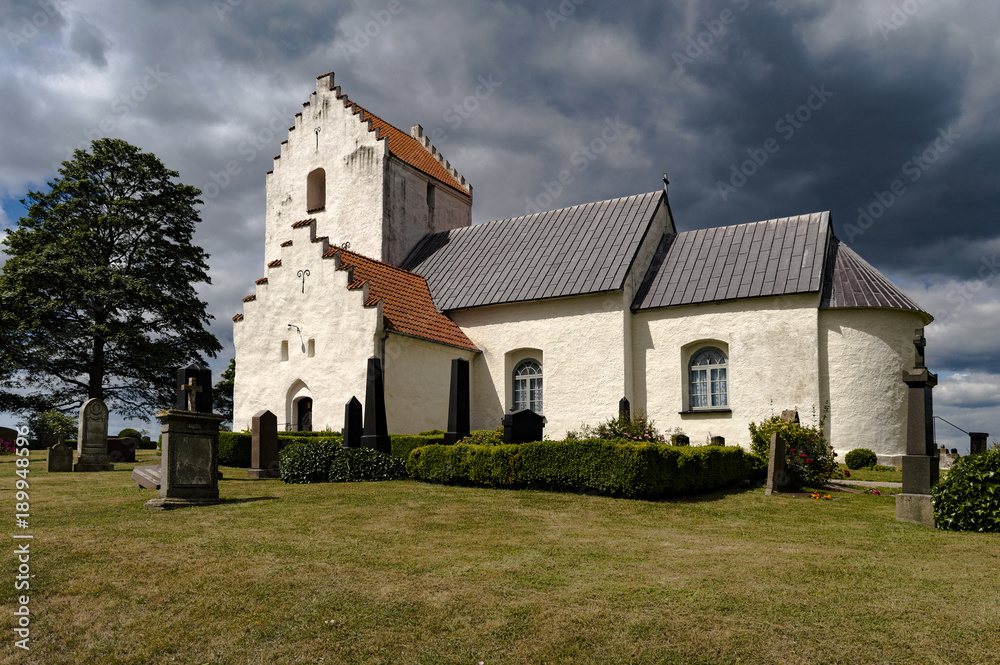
left=403, top=191, right=664, bottom=311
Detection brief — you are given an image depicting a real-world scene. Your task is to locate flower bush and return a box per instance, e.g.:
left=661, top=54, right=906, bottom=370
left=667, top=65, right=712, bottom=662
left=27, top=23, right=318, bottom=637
left=457, top=427, right=504, bottom=446
left=749, top=414, right=836, bottom=490
left=582, top=413, right=667, bottom=443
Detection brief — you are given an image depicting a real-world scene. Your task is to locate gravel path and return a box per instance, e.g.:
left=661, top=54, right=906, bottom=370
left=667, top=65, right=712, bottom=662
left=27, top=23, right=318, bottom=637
left=827, top=479, right=903, bottom=488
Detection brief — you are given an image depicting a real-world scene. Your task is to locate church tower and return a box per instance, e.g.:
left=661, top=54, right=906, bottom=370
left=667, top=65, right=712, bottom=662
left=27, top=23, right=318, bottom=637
left=263, top=72, right=472, bottom=267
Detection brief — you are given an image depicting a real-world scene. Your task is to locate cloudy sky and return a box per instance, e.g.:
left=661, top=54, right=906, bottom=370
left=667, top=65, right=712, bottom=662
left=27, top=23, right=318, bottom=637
left=1, top=0, right=997, bottom=450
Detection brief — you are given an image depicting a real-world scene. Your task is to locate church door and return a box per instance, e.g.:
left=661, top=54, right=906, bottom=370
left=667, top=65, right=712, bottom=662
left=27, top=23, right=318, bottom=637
left=297, top=397, right=313, bottom=431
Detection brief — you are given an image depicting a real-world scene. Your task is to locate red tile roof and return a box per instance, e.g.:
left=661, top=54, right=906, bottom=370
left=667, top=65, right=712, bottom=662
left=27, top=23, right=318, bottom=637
left=233, top=313, right=244, bottom=322
left=268, top=259, right=282, bottom=267
left=325, top=246, right=477, bottom=351
left=255, top=278, right=268, bottom=285
left=355, top=107, right=469, bottom=196
left=242, top=294, right=256, bottom=302
left=291, top=218, right=316, bottom=228
left=280, top=240, right=293, bottom=247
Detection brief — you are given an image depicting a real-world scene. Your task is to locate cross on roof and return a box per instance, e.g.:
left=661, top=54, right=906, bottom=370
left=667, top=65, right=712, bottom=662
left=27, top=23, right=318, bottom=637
left=181, top=377, right=203, bottom=412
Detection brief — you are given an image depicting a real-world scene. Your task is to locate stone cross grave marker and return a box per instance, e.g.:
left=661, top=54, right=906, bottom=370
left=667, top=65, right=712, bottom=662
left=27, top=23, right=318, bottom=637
left=897, top=327, right=938, bottom=527
left=182, top=377, right=203, bottom=412
left=74, top=398, right=114, bottom=472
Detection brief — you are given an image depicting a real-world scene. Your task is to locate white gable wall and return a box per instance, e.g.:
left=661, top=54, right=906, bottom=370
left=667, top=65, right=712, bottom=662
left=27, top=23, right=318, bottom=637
left=234, top=227, right=381, bottom=433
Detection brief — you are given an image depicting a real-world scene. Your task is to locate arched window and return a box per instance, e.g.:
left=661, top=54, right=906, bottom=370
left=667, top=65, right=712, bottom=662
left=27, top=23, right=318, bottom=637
left=307, top=168, right=326, bottom=212
left=513, top=359, right=543, bottom=413
left=689, top=347, right=727, bottom=409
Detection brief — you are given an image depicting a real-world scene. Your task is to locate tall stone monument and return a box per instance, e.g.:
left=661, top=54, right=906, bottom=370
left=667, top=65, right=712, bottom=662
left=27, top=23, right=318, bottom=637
left=444, top=358, right=471, bottom=445
left=145, top=368, right=225, bottom=510
left=248, top=410, right=280, bottom=479
left=74, top=398, right=114, bottom=472
left=896, top=328, right=938, bottom=527
left=360, top=357, right=391, bottom=454
left=765, top=411, right=799, bottom=495
left=343, top=396, right=362, bottom=448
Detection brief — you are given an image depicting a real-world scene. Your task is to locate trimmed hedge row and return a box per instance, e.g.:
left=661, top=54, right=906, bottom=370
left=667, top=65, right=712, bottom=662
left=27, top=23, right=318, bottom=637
left=406, top=439, right=752, bottom=498
left=280, top=440, right=406, bottom=484
left=218, top=431, right=343, bottom=467
left=392, top=434, right=445, bottom=461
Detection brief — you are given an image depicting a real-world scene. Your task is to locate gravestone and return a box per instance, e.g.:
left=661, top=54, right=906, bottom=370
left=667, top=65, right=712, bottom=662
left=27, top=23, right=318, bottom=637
left=503, top=409, right=544, bottom=444
left=343, top=397, right=362, bottom=448
left=711, top=436, right=725, bottom=446
left=248, top=410, right=280, bottom=479
left=765, top=411, right=798, bottom=495
left=897, top=328, right=938, bottom=527
left=74, top=398, right=114, bottom=472
left=444, top=358, right=471, bottom=445
left=969, top=432, right=989, bottom=455
left=132, top=465, right=161, bottom=490
left=145, top=371, right=225, bottom=510
left=360, top=357, right=391, bottom=454
left=47, top=441, right=73, bottom=472
left=176, top=363, right=213, bottom=413
left=107, top=437, right=137, bottom=463
left=619, top=397, right=630, bottom=421
left=672, top=434, right=690, bottom=446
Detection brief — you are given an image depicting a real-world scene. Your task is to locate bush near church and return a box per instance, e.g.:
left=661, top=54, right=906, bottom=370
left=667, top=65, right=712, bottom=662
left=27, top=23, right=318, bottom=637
left=278, top=439, right=404, bottom=483
left=406, top=439, right=752, bottom=498
left=218, top=431, right=343, bottom=467
left=932, top=447, right=1000, bottom=533
left=844, top=448, right=879, bottom=470
left=748, top=415, right=836, bottom=490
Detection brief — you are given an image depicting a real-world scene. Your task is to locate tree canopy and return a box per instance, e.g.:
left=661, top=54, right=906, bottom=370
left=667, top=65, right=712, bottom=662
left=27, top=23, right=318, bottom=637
left=0, top=138, right=221, bottom=420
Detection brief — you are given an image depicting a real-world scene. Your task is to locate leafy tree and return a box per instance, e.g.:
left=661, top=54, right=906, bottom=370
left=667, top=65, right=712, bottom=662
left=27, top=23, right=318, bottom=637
left=27, top=409, right=77, bottom=442
left=0, top=138, right=221, bottom=420
left=213, top=357, right=235, bottom=427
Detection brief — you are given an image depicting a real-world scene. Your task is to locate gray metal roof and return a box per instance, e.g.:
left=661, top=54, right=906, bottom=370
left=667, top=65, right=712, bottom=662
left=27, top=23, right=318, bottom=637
left=820, top=238, right=930, bottom=319
left=632, top=212, right=830, bottom=310
left=403, top=191, right=663, bottom=311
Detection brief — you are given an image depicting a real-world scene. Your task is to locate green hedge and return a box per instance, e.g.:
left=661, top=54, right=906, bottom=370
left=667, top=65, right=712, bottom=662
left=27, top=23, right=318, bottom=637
left=328, top=447, right=407, bottom=482
left=932, top=447, right=1000, bottom=532
left=391, top=434, right=446, bottom=460
left=218, top=431, right=342, bottom=467
left=279, top=440, right=343, bottom=484
left=407, top=439, right=751, bottom=498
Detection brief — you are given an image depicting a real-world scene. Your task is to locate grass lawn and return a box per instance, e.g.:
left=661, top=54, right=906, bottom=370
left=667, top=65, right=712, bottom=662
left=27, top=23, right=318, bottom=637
left=2, top=450, right=998, bottom=665
left=840, top=464, right=903, bottom=483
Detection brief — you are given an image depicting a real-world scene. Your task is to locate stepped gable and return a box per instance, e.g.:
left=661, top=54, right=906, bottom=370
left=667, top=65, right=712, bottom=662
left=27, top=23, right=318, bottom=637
left=632, top=212, right=830, bottom=310
left=314, top=73, right=470, bottom=196
left=820, top=237, right=931, bottom=320
left=325, top=246, right=478, bottom=351
left=403, top=191, right=663, bottom=312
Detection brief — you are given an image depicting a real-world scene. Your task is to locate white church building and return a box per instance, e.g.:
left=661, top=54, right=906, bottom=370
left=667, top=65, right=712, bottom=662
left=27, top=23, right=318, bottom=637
left=233, top=72, right=933, bottom=459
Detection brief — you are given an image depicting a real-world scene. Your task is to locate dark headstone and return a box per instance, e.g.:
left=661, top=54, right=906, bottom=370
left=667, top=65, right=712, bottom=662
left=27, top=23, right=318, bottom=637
left=343, top=397, right=362, bottom=448
left=175, top=363, right=213, bottom=413
left=970, top=432, right=989, bottom=455
left=144, top=409, right=225, bottom=510
left=503, top=409, right=544, bottom=444
left=106, top=437, right=137, bottom=463
left=360, top=357, right=390, bottom=454
left=672, top=434, right=690, bottom=446
left=897, top=327, right=938, bottom=527
left=46, top=442, right=73, bottom=472
left=780, top=410, right=800, bottom=424
left=711, top=436, right=725, bottom=446
left=765, top=431, right=789, bottom=496
left=132, top=465, right=161, bottom=490
left=619, top=397, right=630, bottom=421
left=249, top=410, right=280, bottom=479
left=444, top=358, right=471, bottom=445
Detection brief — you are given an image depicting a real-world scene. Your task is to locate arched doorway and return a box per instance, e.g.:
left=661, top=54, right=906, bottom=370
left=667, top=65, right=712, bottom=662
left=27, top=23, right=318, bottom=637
left=297, top=397, right=313, bottom=432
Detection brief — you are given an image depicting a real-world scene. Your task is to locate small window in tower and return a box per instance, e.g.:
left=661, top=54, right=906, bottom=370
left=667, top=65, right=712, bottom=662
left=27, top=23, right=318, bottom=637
left=307, top=339, right=315, bottom=357
left=280, top=340, right=289, bottom=362
left=427, top=182, right=436, bottom=223
left=307, top=168, right=326, bottom=212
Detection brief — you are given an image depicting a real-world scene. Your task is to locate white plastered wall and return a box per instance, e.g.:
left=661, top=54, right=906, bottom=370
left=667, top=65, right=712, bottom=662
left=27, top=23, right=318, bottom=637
left=234, top=224, right=381, bottom=433
left=383, top=333, right=478, bottom=434
left=819, top=307, right=930, bottom=460
left=451, top=292, right=627, bottom=437
left=632, top=294, right=822, bottom=448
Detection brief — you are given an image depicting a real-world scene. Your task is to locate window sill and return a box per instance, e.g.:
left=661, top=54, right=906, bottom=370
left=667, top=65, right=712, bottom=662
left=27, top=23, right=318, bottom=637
left=679, top=408, right=732, bottom=415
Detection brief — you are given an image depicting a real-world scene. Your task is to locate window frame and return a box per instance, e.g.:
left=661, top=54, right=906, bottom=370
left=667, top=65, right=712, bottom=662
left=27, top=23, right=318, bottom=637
left=512, top=358, right=543, bottom=414
left=688, top=346, right=728, bottom=411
